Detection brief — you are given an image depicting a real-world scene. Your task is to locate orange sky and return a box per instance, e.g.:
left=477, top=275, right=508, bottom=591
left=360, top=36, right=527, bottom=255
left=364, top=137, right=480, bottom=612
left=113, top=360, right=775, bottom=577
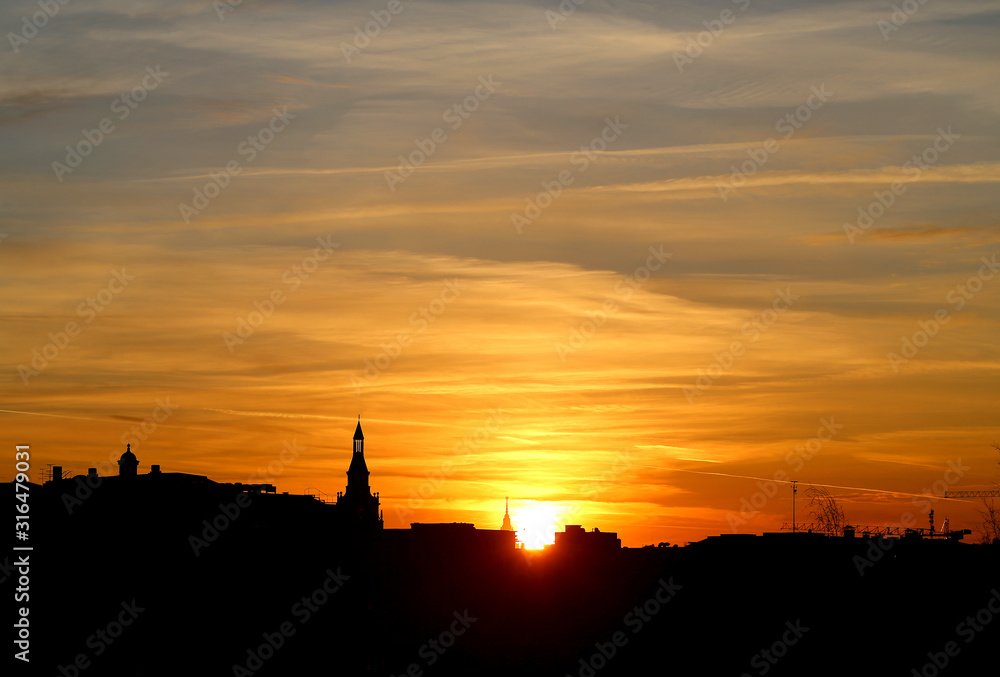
left=2, top=0, right=998, bottom=546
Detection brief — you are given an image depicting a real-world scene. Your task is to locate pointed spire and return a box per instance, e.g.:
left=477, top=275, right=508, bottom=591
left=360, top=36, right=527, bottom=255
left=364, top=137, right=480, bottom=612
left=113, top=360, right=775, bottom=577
left=347, top=416, right=370, bottom=497
left=501, top=496, right=513, bottom=531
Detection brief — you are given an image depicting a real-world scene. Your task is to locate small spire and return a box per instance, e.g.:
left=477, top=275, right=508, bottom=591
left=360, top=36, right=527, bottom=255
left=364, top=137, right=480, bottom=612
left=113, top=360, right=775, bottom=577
left=353, top=417, right=364, bottom=441
left=127, top=443, right=131, bottom=453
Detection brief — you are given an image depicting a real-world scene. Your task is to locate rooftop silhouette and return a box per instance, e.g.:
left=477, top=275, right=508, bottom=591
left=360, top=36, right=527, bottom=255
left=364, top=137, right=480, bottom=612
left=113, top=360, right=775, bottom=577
left=14, top=421, right=998, bottom=676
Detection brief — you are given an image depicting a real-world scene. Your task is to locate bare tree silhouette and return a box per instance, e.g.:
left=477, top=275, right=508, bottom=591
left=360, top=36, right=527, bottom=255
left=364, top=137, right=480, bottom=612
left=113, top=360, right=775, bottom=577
left=978, top=500, right=1000, bottom=544
left=977, top=441, right=1000, bottom=543
left=806, top=485, right=847, bottom=534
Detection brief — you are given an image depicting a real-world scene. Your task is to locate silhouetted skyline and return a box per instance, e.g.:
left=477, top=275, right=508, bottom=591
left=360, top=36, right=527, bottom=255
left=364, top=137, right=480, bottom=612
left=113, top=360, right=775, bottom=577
left=3, top=1, right=999, bottom=673
left=10, top=422, right=997, bottom=675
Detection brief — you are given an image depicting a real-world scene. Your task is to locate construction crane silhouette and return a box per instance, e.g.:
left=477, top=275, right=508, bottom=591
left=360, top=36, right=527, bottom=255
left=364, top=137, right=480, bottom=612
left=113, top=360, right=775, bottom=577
left=943, top=489, right=1000, bottom=498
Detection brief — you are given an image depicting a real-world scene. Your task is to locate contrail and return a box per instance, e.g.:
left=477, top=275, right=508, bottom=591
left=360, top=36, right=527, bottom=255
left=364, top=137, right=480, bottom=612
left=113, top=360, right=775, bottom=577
left=203, top=408, right=456, bottom=429
left=0, top=408, right=113, bottom=423
left=644, top=465, right=964, bottom=501
left=0, top=408, right=218, bottom=434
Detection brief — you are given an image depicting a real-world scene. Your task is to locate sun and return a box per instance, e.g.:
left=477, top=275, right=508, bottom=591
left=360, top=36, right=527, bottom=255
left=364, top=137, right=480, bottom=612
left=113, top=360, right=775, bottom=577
left=511, top=501, right=568, bottom=549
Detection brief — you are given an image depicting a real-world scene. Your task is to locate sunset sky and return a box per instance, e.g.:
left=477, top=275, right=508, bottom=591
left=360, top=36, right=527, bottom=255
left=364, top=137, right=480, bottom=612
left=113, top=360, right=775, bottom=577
left=3, top=0, right=998, bottom=546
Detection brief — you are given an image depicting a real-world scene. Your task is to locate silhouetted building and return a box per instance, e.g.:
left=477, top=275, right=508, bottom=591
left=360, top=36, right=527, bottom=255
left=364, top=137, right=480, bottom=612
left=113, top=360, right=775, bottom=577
left=501, top=496, right=512, bottom=531
left=385, top=522, right=516, bottom=558
left=553, top=524, right=621, bottom=553
left=336, top=417, right=382, bottom=528
left=118, top=443, right=139, bottom=477
left=21, top=421, right=1000, bottom=677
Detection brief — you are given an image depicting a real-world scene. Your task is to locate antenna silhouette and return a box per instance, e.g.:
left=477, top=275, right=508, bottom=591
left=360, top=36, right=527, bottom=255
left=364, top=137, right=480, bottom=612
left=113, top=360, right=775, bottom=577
left=791, top=480, right=798, bottom=533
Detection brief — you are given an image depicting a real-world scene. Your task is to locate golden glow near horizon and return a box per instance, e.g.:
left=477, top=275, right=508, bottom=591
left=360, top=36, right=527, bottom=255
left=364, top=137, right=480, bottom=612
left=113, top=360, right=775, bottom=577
left=511, top=501, right=571, bottom=549
left=2, top=1, right=999, bottom=546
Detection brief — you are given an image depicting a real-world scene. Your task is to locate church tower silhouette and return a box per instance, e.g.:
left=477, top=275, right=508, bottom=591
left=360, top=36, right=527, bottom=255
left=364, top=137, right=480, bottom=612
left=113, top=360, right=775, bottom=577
left=337, top=417, right=382, bottom=528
